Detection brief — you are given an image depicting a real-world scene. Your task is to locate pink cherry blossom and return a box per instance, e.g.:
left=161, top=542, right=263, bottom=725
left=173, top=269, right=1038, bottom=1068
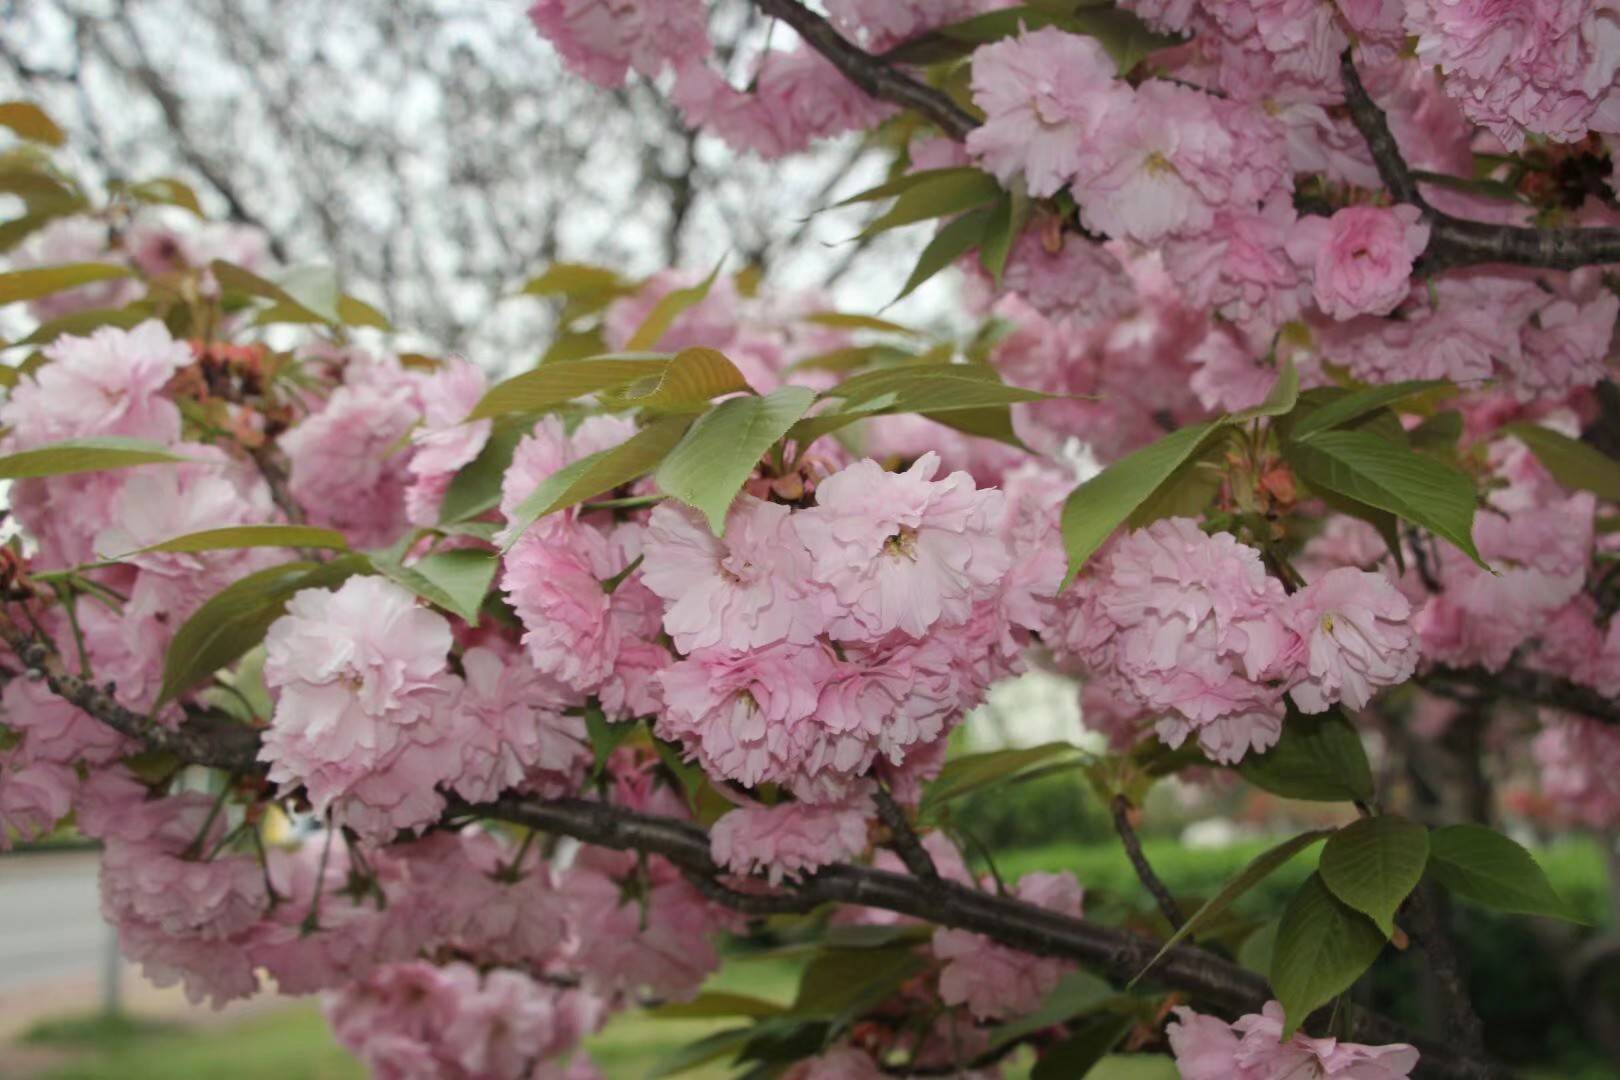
left=1288, top=205, right=1430, bottom=320
left=3, top=675, right=132, bottom=767
left=1057, top=517, right=1293, bottom=763
left=1285, top=567, right=1418, bottom=713
left=656, top=642, right=836, bottom=792
left=784, top=1047, right=888, bottom=1080
left=260, top=575, right=459, bottom=838
left=281, top=356, right=424, bottom=549
left=1406, top=0, right=1620, bottom=149
left=100, top=793, right=267, bottom=941
left=710, top=791, right=872, bottom=884
left=642, top=496, right=828, bottom=653
left=1510, top=289, right=1619, bottom=402
left=563, top=854, right=729, bottom=1001
left=444, top=645, right=591, bottom=803
left=935, top=871, right=1083, bottom=1019
left=9, top=217, right=141, bottom=320
left=672, top=46, right=896, bottom=160
left=965, top=27, right=1128, bottom=198
left=0, top=753, right=77, bottom=849
left=528, top=0, right=710, bottom=88
left=1533, top=711, right=1620, bottom=828
left=0, top=321, right=188, bottom=449
left=502, top=518, right=650, bottom=697
left=826, top=0, right=1003, bottom=51
left=405, top=358, right=492, bottom=526
left=993, top=228, right=1137, bottom=323
left=794, top=453, right=1010, bottom=640
left=1170, top=1002, right=1420, bottom=1078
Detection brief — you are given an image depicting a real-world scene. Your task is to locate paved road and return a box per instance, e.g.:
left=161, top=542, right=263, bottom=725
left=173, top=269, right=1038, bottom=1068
left=0, top=851, right=106, bottom=992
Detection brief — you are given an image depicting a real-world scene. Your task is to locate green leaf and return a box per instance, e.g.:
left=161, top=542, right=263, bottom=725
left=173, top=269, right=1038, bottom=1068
left=120, top=524, right=350, bottom=556
left=609, top=346, right=754, bottom=410
left=0, top=437, right=191, bottom=479
left=792, top=946, right=927, bottom=1020
left=988, top=971, right=1114, bottom=1050
left=1409, top=410, right=1463, bottom=456
left=834, top=166, right=987, bottom=208
left=1031, top=1012, right=1135, bottom=1080
left=921, top=742, right=1083, bottom=812
left=824, top=363, right=1057, bottom=414
left=821, top=924, right=933, bottom=949
left=1503, top=422, right=1620, bottom=503
left=0, top=263, right=131, bottom=306
left=655, top=386, right=817, bottom=534
left=15, top=303, right=154, bottom=346
left=625, top=262, right=723, bottom=351
left=1270, top=872, right=1388, bottom=1036
left=800, top=311, right=918, bottom=336
left=1131, top=829, right=1333, bottom=986
left=468, top=356, right=671, bottom=420
left=374, top=548, right=499, bottom=624
left=1238, top=707, right=1374, bottom=803
left=1289, top=380, right=1447, bottom=438
left=647, top=1027, right=754, bottom=1079
left=1319, top=816, right=1429, bottom=936
left=211, top=260, right=340, bottom=326
left=978, top=193, right=1021, bottom=285
left=438, top=420, right=526, bottom=524
left=157, top=556, right=371, bottom=705
left=894, top=203, right=997, bottom=301
left=1427, top=824, right=1583, bottom=922
left=505, top=416, right=692, bottom=546
left=337, top=294, right=391, bottom=330
left=652, top=736, right=705, bottom=812
left=650, top=992, right=786, bottom=1021
left=584, top=702, right=637, bottom=775
left=0, top=102, right=65, bottom=145
left=1284, top=429, right=1484, bottom=568
left=1230, top=358, right=1299, bottom=422
left=120, top=177, right=203, bottom=216
left=1060, top=421, right=1220, bottom=585
left=520, top=263, right=635, bottom=318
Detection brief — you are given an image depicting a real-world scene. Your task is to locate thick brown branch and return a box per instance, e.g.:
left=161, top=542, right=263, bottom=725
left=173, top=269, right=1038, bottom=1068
left=1111, top=794, right=1185, bottom=929
left=1405, top=882, right=1487, bottom=1059
left=872, top=784, right=939, bottom=882
left=1339, top=50, right=1423, bottom=207
left=749, top=0, right=979, bottom=139
left=1420, top=665, right=1620, bottom=727
left=1340, top=47, right=1620, bottom=272
left=1, top=630, right=262, bottom=772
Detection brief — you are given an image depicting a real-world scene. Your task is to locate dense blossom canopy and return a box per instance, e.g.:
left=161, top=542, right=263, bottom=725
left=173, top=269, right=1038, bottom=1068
left=1, top=0, right=1618, bottom=1075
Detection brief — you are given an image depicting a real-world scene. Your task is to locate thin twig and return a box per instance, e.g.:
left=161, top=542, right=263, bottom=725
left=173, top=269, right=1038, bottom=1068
left=1111, top=795, right=1185, bottom=930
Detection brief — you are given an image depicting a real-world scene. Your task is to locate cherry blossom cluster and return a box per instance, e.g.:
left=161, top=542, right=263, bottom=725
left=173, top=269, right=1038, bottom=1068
left=1049, top=517, right=1418, bottom=763
left=1169, top=1001, right=1420, bottom=1079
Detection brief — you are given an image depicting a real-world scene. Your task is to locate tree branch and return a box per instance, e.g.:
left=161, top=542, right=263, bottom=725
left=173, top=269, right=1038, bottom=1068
left=749, top=0, right=979, bottom=139
left=872, top=784, right=939, bottom=882
left=1111, top=794, right=1185, bottom=929
left=5, top=627, right=1514, bottom=1080
left=1339, top=47, right=1620, bottom=272
left=1419, top=665, right=1620, bottom=728
left=0, top=621, right=262, bottom=772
